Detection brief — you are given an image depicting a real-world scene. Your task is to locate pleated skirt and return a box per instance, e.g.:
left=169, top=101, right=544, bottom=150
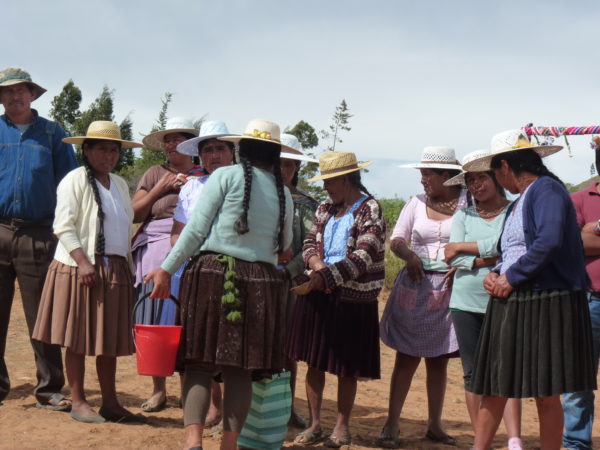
left=286, top=290, right=381, bottom=379
left=178, top=253, right=286, bottom=371
left=33, top=256, right=135, bottom=357
left=470, top=288, right=597, bottom=398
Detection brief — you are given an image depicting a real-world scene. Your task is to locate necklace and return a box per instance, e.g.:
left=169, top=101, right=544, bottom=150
left=476, top=202, right=507, bottom=219
left=427, top=196, right=458, bottom=215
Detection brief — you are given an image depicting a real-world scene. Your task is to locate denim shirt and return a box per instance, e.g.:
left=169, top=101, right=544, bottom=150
left=0, top=110, right=78, bottom=220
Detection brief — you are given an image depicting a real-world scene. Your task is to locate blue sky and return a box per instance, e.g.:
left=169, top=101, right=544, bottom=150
left=5, top=0, right=599, bottom=199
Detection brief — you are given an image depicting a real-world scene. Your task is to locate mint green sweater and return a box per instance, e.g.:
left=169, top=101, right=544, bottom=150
left=162, top=165, right=293, bottom=274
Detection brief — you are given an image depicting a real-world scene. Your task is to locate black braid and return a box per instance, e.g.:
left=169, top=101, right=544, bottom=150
left=234, top=156, right=252, bottom=234
left=271, top=152, right=286, bottom=254
left=346, top=170, right=372, bottom=197
left=81, top=152, right=105, bottom=255
left=491, top=149, right=565, bottom=187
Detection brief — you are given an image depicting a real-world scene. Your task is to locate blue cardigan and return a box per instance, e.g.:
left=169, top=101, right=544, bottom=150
left=499, top=176, right=587, bottom=291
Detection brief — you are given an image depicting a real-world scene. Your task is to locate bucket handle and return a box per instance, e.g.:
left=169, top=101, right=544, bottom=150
left=133, top=292, right=180, bottom=326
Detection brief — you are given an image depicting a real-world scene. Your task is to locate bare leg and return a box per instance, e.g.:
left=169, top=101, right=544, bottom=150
left=96, top=355, right=132, bottom=415
left=504, top=398, right=522, bottom=448
left=304, top=366, right=326, bottom=433
left=65, top=349, right=100, bottom=419
left=425, top=356, right=449, bottom=436
left=184, top=424, right=204, bottom=450
left=286, top=357, right=307, bottom=428
left=474, top=396, right=507, bottom=449
left=381, top=352, right=421, bottom=437
left=331, top=376, right=357, bottom=438
left=205, top=381, right=222, bottom=426
left=465, top=390, right=481, bottom=433
left=536, top=396, right=563, bottom=450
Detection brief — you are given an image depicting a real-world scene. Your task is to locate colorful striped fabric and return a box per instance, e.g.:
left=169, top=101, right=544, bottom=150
left=238, top=372, right=292, bottom=450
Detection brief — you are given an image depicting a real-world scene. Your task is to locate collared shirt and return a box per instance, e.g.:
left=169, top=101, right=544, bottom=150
left=0, top=110, right=78, bottom=220
left=571, top=182, right=600, bottom=292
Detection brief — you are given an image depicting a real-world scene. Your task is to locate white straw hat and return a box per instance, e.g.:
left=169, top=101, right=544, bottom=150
left=308, top=151, right=372, bottom=182
left=399, top=146, right=462, bottom=171
left=142, top=117, right=199, bottom=151
left=463, top=129, right=563, bottom=172
left=218, top=118, right=296, bottom=153
left=444, top=150, right=491, bottom=186
left=63, top=121, right=142, bottom=148
left=177, top=120, right=236, bottom=156
left=280, top=133, right=318, bottom=163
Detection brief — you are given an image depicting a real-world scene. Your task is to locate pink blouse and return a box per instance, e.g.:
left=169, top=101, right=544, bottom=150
left=391, top=191, right=467, bottom=267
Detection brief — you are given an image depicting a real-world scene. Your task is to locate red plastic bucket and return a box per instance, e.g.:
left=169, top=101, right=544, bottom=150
left=134, top=324, right=182, bottom=376
left=133, top=294, right=182, bottom=377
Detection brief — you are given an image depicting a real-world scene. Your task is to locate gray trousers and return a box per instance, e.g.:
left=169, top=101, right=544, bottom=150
left=0, top=223, right=65, bottom=403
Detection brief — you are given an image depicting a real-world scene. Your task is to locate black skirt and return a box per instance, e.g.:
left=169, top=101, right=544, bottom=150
left=286, top=290, right=380, bottom=379
left=470, top=288, right=597, bottom=398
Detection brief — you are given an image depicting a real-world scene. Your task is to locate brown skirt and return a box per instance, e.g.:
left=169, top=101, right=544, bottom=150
left=32, top=256, right=135, bottom=357
left=179, top=253, right=286, bottom=371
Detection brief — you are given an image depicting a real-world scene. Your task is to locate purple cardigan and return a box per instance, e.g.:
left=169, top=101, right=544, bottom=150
left=499, top=176, right=587, bottom=291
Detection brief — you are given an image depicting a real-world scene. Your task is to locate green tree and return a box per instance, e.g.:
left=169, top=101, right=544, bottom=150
left=49, top=80, right=82, bottom=136
left=115, top=114, right=135, bottom=173
left=136, top=92, right=172, bottom=170
left=320, top=99, right=352, bottom=151
left=72, top=85, right=115, bottom=139
left=285, top=120, right=325, bottom=201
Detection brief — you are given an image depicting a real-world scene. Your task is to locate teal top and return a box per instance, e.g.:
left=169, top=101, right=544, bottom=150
left=161, top=165, right=294, bottom=274
left=448, top=204, right=510, bottom=313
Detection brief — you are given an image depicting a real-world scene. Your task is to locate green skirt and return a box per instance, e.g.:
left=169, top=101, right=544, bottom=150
left=470, top=289, right=596, bottom=398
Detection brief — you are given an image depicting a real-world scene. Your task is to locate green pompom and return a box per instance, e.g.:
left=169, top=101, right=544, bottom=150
left=223, top=280, right=235, bottom=291
left=225, top=270, right=236, bottom=281
left=227, top=311, right=243, bottom=323
left=221, top=292, right=236, bottom=304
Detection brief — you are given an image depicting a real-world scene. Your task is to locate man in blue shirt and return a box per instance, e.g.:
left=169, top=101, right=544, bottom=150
left=0, top=67, right=78, bottom=410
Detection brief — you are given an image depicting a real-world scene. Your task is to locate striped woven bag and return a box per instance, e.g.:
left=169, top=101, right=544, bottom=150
left=237, top=371, right=292, bottom=450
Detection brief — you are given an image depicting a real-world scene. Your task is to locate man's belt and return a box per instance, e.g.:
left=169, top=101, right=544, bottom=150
left=0, top=217, right=53, bottom=228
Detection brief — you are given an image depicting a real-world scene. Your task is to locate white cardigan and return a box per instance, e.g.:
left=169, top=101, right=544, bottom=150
left=53, top=167, right=134, bottom=269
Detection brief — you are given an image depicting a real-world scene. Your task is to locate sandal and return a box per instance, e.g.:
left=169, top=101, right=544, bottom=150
left=324, top=433, right=352, bottom=448
left=35, top=393, right=71, bottom=412
left=425, top=430, right=456, bottom=446
left=376, top=427, right=400, bottom=448
left=294, top=428, right=324, bottom=445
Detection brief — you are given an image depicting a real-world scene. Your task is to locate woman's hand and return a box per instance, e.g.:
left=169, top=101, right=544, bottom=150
left=442, top=266, right=457, bottom=289
left=443, top=242, right=462, bottom=263
left=308, top=256, right=327, bottom=272
left=78, top=260, right=97, bottom=287
left=491, top=273, right=514, bottom=298
left=145, top=268, right=171, bottom=299
left=278, top=247, right=293, bottom=265
left=307, top=270, right=330, bottom=293
left=406, top=253, right=425, bottom=284
left=483, top=272, right=499, bottom=295
left=153, top=172, right=179, bottom=195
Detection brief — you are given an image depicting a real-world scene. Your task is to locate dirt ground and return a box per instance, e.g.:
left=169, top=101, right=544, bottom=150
left=1, top=285, right=599, bottom=450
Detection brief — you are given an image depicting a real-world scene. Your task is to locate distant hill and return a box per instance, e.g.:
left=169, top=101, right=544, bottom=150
left=569, top=176, right=599, bottom=193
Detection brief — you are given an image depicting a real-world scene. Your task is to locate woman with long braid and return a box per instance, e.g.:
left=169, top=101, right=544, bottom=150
left=286, top=151, right=386, bottom=448
left=32, top=121, right=146, bottom=424
left=146, top=119, right=294, bottom=450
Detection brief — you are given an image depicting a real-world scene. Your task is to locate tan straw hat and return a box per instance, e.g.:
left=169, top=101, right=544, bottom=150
left=462, top=129, right=563, bottom=172
left=308, top=151, right=372, bottom=182
left=219, top=118, right=296, bottom=153
left=63, top=121, right=143, bottom=148
left=0, top=67, right=46, bottom=101
left=142, top=117, right=199, bottom=151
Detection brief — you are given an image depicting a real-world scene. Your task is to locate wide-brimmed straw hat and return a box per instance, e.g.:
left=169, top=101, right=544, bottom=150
left=462, top=129, right=563, bottom=172
left=142, top=117, right=199, bottom=151
left=219, top=118, right=296, bottom=153
left=177, top=120, right=236, bottom=156
left=280, top=133, right=318, bottom=163
left=444, top=150, right=491, bottom=186
left=399, top=146, right=462, bottom=171
left=308, top=151, right=372, bottom=182
left=63, top=121, right=143, bottom=148
left=0, top=67, right=46, bottom=101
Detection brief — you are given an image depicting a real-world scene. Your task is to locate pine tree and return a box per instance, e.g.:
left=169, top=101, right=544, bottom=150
left=320, top=99, right=352, bottom=151
left=49, top=80, right=82, bottom=136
